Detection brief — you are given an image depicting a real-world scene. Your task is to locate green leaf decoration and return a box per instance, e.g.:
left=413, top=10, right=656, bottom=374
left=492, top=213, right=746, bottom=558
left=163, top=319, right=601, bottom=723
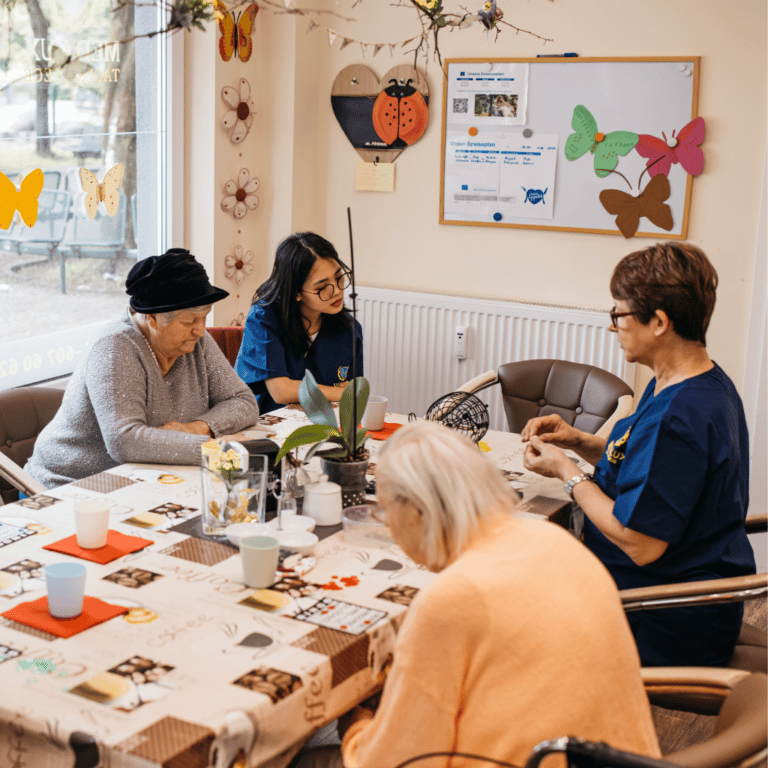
left=564, top=105, right=638, bottom=178
left=318, top=449, right=348, bottom=460
left=274, top=424, right=340, bottom=464
left=339, top=377, right=370, bottom=453
left=298, top=370, right=338, bottom=430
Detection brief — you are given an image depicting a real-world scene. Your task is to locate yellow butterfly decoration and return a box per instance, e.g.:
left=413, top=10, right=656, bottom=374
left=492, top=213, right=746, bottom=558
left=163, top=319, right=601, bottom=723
left=0, top=169, right=44, bottom=230
left=79, top=163, right=125, bottom=220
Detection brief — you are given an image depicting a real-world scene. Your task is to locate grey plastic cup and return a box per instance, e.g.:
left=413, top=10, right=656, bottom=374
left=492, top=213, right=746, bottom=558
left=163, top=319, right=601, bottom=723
left=45, top=562, right=87, bottom=618
left=240, top=535, right=279, bottom=588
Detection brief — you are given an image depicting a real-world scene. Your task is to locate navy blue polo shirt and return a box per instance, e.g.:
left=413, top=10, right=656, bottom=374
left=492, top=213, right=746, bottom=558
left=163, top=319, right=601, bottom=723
left=235, top=301, right=364, bottom=414
left=584, top=364, right=755, bottom=666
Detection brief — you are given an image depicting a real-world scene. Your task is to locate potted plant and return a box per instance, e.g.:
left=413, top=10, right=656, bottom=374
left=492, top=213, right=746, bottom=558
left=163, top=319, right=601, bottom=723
left=274, top=370, right=372, bottom=507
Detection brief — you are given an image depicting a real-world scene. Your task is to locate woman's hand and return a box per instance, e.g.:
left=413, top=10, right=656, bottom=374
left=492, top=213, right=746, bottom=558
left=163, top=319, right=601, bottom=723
left=523, top=435, right=580, bottom=481
left=520, top=414, right=583, bottom=448
left=159, top=420, right=212, bottom=436
left=337, top=705, right=375, bottom=740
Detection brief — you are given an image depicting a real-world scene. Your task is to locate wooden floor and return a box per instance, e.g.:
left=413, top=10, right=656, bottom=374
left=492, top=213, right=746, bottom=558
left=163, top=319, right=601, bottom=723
left=651, top=596, right=767, bottom=758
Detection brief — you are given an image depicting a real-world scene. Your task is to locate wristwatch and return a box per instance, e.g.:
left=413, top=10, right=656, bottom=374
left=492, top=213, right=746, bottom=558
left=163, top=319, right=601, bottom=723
left=564, top=473, right=592, bottom=499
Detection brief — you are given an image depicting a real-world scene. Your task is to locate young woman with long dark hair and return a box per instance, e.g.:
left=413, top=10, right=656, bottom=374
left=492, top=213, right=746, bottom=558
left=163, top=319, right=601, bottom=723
left=235, top=232, right=363, bottom=413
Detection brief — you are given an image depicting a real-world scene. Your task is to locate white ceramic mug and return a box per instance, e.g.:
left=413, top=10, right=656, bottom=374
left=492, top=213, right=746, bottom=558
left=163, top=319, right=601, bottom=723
left=45, top=562, right=87, bottom=618
left=240, top=536, right=280, bottom=588
left=74, top=499, right=110, bottom=549
left=361, top=395, right=388, bottom=431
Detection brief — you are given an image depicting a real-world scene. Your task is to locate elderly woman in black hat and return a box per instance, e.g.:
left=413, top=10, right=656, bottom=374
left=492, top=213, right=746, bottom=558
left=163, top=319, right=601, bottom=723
left=26, top=249, right=259, bottom=488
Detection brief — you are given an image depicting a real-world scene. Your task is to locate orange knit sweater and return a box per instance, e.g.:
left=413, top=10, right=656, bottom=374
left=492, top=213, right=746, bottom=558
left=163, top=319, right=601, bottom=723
left=342, top=516, right=660, bottom=768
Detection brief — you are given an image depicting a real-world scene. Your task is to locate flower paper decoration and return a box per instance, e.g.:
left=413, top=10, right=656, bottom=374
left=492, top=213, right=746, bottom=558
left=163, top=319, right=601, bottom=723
left=224, top=245, right=254, bottom=285
left=222, top=78, right=255, bottom=144
left=221, top=169, right=259, bottom=219
left=230, top=312, right=245, bottom=327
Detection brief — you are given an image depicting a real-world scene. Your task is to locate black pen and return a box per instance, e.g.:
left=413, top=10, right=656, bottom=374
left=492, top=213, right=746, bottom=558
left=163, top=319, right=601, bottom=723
left=536, top=53, right=578, bottom=57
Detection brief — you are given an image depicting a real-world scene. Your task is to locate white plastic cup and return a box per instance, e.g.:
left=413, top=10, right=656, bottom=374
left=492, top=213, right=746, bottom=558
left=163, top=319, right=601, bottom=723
left=74, top=499, right=110, bottom=549
left=240, top=536, right=280, bottom=589
left=45, top=562, right=87, bottom=618
left=361, top=395, right=388, bottom=431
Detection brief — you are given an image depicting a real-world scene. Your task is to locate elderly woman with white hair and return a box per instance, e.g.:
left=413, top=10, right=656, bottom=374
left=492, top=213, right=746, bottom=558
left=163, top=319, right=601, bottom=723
left=26, top=249, right=259, bottom=487
left=296, top=420, right=660, bottom=768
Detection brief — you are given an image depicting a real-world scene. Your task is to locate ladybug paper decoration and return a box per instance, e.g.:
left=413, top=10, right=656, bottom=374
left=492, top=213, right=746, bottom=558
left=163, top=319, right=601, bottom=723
left=372, top=78, right=429, bottom=148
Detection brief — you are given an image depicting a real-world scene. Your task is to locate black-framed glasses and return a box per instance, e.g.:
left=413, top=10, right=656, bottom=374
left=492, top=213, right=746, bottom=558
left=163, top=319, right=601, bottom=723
left=301, top=271, right=351, bottom=302
left=608, top=308, right=638, bottom=329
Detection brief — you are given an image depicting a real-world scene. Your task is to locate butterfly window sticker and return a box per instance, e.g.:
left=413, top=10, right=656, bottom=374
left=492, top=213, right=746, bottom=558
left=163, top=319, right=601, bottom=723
left=79, top=164, right=125, bottom=219
left=564, top=105, right=706, bottom=238
left=214, top=0, right=258, bottom=63
left=0, top=169, right=44, bottom=230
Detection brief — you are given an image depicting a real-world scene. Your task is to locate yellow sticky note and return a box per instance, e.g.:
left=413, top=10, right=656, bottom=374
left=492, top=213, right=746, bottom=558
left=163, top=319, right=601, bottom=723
left=356, top=161, right=395, bottom=192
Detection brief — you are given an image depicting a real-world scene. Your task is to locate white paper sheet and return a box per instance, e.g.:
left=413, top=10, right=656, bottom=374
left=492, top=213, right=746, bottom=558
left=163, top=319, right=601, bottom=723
left=444, top=132, right=558, bottom=220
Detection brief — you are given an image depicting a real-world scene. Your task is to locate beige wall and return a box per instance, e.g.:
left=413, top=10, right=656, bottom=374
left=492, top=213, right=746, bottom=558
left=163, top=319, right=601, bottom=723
left=186, top=0, right=767, bottom=398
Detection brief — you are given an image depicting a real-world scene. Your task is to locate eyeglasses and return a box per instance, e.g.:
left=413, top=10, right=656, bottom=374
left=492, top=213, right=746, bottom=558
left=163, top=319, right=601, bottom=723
left=608, top=308, right=638, bottom=329
left=301, top=271, right=351, bottom=302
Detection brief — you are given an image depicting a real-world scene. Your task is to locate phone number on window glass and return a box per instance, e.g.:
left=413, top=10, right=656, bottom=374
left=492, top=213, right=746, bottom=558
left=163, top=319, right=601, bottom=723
left=0, top=347, right=75, bottom=378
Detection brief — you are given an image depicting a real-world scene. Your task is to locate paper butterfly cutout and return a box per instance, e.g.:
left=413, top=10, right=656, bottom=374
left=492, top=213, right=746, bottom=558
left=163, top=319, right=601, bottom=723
left=50, top=45, right=92, bottom=81
left=635, top=117, right=705, bottom=178
left=214, top=0, right=258, bottom=63
left=599, top=173, right=673, bottom=239
left=564, top=105, right=639, bottom=178
left=0, top=169, right=44, bottom=230
left=79, top=164, right=125, bottom=220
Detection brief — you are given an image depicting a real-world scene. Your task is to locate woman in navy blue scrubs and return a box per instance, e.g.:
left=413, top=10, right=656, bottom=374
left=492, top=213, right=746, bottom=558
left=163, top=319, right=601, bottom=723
left=521, top=242, right=755, bottom=667
left=235, top=232, right=363, bottom=413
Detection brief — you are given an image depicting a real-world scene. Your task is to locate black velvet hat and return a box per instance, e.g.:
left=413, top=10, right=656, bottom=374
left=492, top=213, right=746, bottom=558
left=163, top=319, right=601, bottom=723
left=126, top=248, right=229, bottom=313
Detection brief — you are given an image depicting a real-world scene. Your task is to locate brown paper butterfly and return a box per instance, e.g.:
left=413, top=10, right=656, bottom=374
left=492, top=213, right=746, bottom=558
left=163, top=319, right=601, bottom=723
left=599, top=173, right=673, bottom=239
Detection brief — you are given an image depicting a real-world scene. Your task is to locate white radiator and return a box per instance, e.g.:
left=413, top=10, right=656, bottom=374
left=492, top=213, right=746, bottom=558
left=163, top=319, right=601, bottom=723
left=354, top=287, right=635, bottom=432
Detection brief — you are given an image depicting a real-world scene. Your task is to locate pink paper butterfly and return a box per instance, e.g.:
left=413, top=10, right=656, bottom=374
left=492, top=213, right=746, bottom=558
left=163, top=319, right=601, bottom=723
left=635, top=117, right=705, bottom=178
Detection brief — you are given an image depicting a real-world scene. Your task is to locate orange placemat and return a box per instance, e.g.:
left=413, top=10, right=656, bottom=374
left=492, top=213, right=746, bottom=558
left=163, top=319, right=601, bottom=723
left=1, top=596, right=129, bottom=638
left=366, top=422, right=404, bottom=441
left=43, top=530, right=153, bottom=564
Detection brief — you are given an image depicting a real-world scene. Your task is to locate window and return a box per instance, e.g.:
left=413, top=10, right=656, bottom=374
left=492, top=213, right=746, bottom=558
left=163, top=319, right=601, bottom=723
left=0, top=0, right=170, bottom=388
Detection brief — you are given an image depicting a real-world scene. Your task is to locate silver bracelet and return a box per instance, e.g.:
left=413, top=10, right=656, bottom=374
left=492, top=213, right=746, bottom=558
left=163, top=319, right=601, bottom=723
left=564, top=473, right=592, bottom=499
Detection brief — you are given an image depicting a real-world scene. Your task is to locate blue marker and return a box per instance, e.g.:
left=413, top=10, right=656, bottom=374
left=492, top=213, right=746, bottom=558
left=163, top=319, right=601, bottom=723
left=536, top=53, right=578, bottom=57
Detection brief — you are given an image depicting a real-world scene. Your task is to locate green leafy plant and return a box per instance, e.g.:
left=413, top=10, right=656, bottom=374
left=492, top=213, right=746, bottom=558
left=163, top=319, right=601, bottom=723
left=274, top=371, right=371, bottom=464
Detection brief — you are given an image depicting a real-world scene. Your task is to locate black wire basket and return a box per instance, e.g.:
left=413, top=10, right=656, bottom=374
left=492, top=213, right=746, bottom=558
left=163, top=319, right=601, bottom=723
left=424, top=391, right=489, bottom=443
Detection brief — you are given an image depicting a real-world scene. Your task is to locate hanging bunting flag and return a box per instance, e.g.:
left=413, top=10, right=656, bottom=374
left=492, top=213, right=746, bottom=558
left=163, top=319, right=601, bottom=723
left=360, top=43, right=368, bottom=56
left=373, top=44, right=384, bottom=56
left=307, top=20, right=319, bottom=33
left=340, top=37, right=353, bottom=50
left=283, top=0, right=292, bottom=7
left=388, top=44, right=396, bottom=56
left=328, top=29, right=337, bottom=46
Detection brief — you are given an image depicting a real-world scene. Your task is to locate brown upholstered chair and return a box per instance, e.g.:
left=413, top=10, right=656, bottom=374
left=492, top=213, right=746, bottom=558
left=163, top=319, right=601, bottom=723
left=459, top=359, right=634, bottom=436
left=0, top=386, right=64, bottom=503
left=524, top=669, right=767, bottom=768
left=207, top=326, right=244, bottom=368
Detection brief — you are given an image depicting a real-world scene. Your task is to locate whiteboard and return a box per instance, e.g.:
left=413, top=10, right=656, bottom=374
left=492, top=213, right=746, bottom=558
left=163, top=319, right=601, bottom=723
left=439, top=57, right=700, bottom=238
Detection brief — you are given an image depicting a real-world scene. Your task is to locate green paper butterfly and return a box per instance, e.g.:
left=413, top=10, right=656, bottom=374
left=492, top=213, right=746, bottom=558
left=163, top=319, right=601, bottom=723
left=565, top=105, right=639, bottom=178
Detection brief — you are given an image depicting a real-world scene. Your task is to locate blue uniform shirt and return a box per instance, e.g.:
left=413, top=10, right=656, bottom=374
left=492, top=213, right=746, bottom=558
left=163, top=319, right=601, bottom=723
left=235, top=301, right=364, bottom=414
left=584, top=363, right=755, bottom=666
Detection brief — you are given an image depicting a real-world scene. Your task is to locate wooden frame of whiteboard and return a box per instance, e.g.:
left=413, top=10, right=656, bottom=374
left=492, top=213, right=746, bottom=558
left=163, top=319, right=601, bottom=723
left=439, top=56, right=701, bottom=238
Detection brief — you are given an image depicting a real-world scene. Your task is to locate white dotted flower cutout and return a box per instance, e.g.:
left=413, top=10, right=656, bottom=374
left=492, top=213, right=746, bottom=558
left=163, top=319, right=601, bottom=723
left=222, top=78, right=255, bottom=144
left=221, top=168, right=259, bottom=219
left=224, top=245, right=254, bottom=285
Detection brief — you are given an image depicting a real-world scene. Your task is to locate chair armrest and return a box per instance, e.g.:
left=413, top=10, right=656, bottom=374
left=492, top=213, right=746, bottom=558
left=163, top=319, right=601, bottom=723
left=745, top=512, right=768, bottom=534
left=642, top=667, right=749, bottom=714
left=620, top=573, right=768, bottom=612
left=456, top=370, right=498, bottom=394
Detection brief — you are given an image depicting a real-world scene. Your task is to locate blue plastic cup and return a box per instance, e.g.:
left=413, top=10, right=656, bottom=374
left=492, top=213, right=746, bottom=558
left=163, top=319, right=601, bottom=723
left=45, top=563, right=87, bottom=618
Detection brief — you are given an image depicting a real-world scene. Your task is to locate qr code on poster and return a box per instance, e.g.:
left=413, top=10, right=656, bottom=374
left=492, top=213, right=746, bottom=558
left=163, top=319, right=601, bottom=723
left=453, top=98, right=468, bottom=114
